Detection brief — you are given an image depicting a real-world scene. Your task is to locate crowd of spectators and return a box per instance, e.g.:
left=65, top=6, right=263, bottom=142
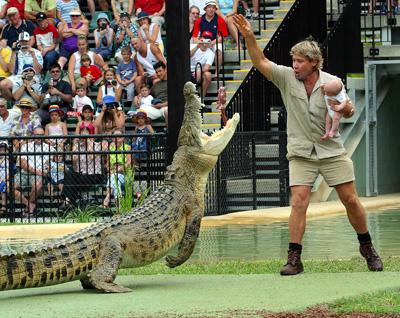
left=0, top=0, right=257, bottom=214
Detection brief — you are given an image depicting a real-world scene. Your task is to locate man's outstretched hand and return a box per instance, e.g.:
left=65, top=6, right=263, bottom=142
left=233, top=14, right=253, bottom=38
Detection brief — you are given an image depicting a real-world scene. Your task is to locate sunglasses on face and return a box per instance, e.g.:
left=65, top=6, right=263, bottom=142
left=19, top=106, right=31, bottom=110
left=51, top=70, right=60, bottom=73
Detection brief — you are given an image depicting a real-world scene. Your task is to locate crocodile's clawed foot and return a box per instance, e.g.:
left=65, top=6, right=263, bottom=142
left=165, top=255, right=182, bottom=268
left=93, top=281, right=133, bottom=293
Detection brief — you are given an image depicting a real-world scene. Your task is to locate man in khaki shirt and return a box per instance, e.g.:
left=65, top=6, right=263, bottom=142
left=233, top=14, right=382, bottom=275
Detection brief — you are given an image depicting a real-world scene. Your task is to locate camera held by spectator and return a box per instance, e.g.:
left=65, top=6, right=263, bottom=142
left=107, top=79, right=118, bottom=86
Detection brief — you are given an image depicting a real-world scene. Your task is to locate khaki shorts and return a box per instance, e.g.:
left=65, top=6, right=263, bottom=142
left=289, top=154, right=355, bottom=187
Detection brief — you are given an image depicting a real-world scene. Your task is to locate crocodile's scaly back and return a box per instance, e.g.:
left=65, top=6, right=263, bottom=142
left=0, top=82, right=240, bottom=293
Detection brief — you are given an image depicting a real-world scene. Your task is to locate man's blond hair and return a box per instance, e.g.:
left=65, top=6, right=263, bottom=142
left=290, top=39, right=323, bottom=70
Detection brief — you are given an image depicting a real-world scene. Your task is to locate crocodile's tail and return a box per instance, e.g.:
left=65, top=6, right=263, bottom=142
left=0, top=235, right=100, bottom=291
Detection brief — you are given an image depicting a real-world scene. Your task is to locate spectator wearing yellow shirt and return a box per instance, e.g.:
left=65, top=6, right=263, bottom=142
left=24, top=0, right=56, bottom=23
left=0, top=44, right=11, bottom=80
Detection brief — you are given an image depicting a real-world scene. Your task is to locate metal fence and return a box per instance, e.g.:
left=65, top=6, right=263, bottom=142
left=0, top=130, right=288, bottom=222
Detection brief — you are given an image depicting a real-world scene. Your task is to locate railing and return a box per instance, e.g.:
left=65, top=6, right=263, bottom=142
left=322, top=0, right=364, bottom=82
left=0, top=130, right=289, bottom=222
left=360, top=0, right=400, bottom=58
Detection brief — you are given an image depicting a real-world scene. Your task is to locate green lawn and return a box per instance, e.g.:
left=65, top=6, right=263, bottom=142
left=331, top=288, right=400, bottom=315
left=119, top=257, right=400, bottom=275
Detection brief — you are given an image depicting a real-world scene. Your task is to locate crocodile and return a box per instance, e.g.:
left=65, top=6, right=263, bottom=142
left=0, top=82, right=240, bottom=293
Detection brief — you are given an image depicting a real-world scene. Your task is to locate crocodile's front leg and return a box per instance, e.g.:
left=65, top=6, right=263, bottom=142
left=166, top=207, right=202, bottom=268
left=82, top=236, right=132, bottom=293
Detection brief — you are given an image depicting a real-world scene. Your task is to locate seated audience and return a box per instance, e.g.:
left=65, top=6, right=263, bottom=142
left=192, top=1, right=229, bottom=75
left=0, top=42, right=12, bottom=80
left=143, top=61, right=168, bottom=123
left=57, top=9, right=89, bottom=69
left=67, top=36, right=107, bottom=92
left=94, top=12, right=115, bottom=61
left=44, top=104, right=67, bottom=149
left=12, top=64, right=42, bottom=107
left=47, top=152, right=66, bottom=196
left=115, top=12, right=138, bottom=62
left=128, top=83, right=153, bottom=116
left=0, top=33, right=43, bottom=101
left=0, top=1, right=8, bottom=32
left=216, top=0, right=240, bottom=49
left=132, top=37, right=166, bottom=90
left=80, top=53, right=103, bottom=87
left=40, top=63, right=73, bottom=122
left=132, top=111, right=154, bottom=161
left=33, top=12, right=59, bottom=71
left=190, top=31, right=215, bottom=97
left=6, top=0, right=26, bottom=19
left=72, top=84, right=93, bottom=113
left=111, top=0, right=134, bottom=24
left=61, top=126, right=104, bottom=206
left=25, top=0, right=57, bottom=23
left=189, top=5, right=201, bottom=39
left=1, top=7, right=35, bottom=48
left=0, top=97, right=19, bottom=137
left=116, top=46, right=137, bottom=104
left=96, top=69, right=123, bottom=106
left=102, top=129, right=132, bottom=208
left=0, top=140, right=9, bottom=212
left=56, top=0, right=87, bottom=27
left=94, top=96, right=125, bottom=134
left=14, top=126, right=55, bottom=217
left=137, top=11, right=164, bottom=53
left=75, top=104, right=96, bottom=135
left=10, top=98, right=42, bottom=150
left=240, top=0, right=259, bottom=19
left=135, top=0, right=165, bottom=26
left=189, top=0, right=207, bottom=15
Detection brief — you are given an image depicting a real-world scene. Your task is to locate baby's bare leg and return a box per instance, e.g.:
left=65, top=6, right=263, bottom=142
left=329, top=111, right=343, bottom=138
left=321, top=112, right=332, bottom=140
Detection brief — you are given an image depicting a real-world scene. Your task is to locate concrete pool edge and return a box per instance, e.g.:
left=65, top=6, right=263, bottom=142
left=0, top=192, right=399, bottom=238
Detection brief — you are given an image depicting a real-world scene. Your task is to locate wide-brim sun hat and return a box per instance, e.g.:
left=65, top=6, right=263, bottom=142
left=48, top=104, right=64, bottom=116
left=204, top=0, right=218, bottom=10
left=96, top=12, right=110, bottom=23
left=17, top=98, right=37, bottom=111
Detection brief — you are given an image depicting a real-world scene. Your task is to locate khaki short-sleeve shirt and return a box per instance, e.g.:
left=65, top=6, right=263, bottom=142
left=269, top=62, right=347, bottom=160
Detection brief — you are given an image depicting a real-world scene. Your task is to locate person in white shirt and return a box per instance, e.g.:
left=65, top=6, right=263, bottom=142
left=73, top=84, right=94, bottom=113
left=0, top=97, right=19, bottom=136
left=14, top=126, right=55, bottom=216
left=190, top=31, right=215, bottom=97
left=0, top=32, right=43, bottom=101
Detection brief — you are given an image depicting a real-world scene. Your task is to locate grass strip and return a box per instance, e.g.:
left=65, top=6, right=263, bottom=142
left=119, top=257, right=400, bottom=275
left=330, top=288, right=400, bottom=314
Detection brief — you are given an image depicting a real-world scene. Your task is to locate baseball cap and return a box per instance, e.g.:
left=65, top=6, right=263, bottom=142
left=36, top=12, right=47, bottom=21
left=70, top=9, right=81, bottom=16
left=6, top=7, right=18, bottom=16
left=0, top=140, right=8, bottom=147
left=22, top=64, right=35, bottom=73
left=82, top=104, right=94, bottom=112
left=18, top=32, right=30, bottom=42
left=203, top=1, right=217, bottom=10
left=120, top=12, right=130, bottom=18
left=201, top=30, right=213, bottom=39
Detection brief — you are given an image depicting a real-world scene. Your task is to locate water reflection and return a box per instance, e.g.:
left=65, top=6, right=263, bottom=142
left=1, top=208, right=399, bottom=262
left=190, top=208, right=400, bottom=262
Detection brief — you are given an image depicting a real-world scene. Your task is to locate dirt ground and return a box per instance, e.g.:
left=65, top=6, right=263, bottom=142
left=130, top=306, right=400, bottom=318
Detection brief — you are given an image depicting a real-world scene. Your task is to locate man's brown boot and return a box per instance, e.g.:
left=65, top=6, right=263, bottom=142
left=359, top=242, right=383, bottom=271
left=280, top=249, right=304, bottom=275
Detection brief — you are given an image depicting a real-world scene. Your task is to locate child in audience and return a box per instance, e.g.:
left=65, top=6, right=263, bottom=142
left=116, top=46, right=137, bottom=104
left=80, top=53, right=103, bottom=87
left=320, top=79, right=347, bottom=140
left=73, top=84, right=94, bottom=113
left=128, top=84, right=153, bottom=116
left=48, top=152, right=66, bottom=195
left=45, top=105, right=68, bottom=149
left=132, top=111, right=154, bottom=161
left=75, top=104, right=96, bottom=135
left=0, top=141, right=9, bottom=212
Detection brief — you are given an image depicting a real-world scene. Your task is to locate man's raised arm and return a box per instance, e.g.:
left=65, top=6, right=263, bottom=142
left=233, top=14, right=274, bottom=80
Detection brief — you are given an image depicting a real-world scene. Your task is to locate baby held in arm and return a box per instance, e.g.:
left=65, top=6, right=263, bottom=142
left=320, top=79, right=347, bottom=140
